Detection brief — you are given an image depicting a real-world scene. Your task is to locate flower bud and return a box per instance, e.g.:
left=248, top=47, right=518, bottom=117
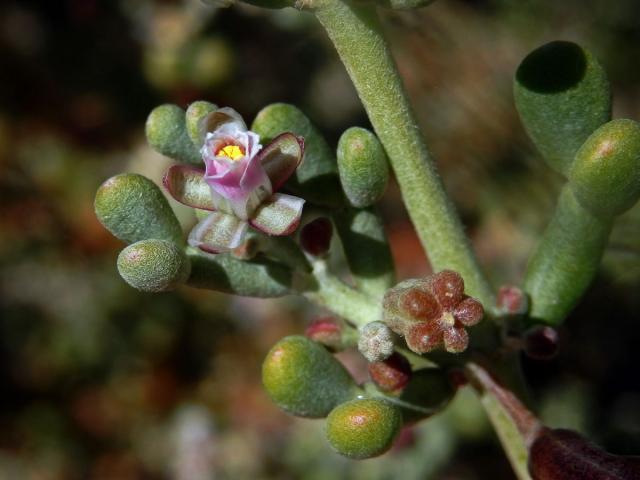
left=497, top=285, right=529, bottom=315
left=514, top=41, right=611, bottom=175
left=337, top=127, right=389, bottom=208
left=358, top=321, right=395, bottom=363
left=325, top=398, right=402, bottom=459
left=252, top=103, right=343, bottom=207
left=569, top=119, right=640, bottom=217
left=300, top=217, right=333, bottom=256
left=262, top=336, right=357, bottom=418
left=118, top=239, right=190, bottom=292
left=523, top=326, right=560, bottom=361
left=528, top=428, right=640, bottom=480
left=95, top=173, right=183, bottom=245
left=368, top=352, right=412, bottom=394
left=145, top=104, right=202, bottom=165
left=305, top=317, right=343, bottom=351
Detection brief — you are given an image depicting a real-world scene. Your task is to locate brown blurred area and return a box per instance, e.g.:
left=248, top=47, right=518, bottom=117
left=0, top=0, right=639, bottom=478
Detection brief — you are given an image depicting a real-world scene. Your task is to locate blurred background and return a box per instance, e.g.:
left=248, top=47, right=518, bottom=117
left=0, top=0, right=639, bottom=478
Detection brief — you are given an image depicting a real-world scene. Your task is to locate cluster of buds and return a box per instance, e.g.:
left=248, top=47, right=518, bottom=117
left=383, top=270, right=484, bottom=354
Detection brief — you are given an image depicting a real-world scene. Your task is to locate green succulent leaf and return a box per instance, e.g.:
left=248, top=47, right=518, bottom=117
left=514, top=41, right=611, bottom=175
left=95, top=173, right=183, bottom=245
left=337, top=127, right=389, bottom=208
left=185, top=100, right=218, bottom=148
left=393, top=368, right=455, bottom=424
left=146, top=104, right=202, bottom=165
left=117, top=239, right=190, bottom=292
left=262, top=336, right=358, bottom=417
left=252, top=103, right=343, bottom=206
left=186, top=247, right=293, bottom=297
left=325, top=398, right=402, bottom=459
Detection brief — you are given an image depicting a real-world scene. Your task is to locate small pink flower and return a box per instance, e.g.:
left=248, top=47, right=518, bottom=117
left=163, top=106, right=306, bottom=253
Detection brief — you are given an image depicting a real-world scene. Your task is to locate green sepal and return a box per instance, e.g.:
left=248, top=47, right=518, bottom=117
left=95, top=173, right=183, bottom=245
left=186, top=247, right=293, bottom=298
left=333, top=207, right=395, bottom=298
left=325, top=398, right=402, bottom=459
left=337, top=127, right=389, bottom=208
left=569, top=119, right=640, bottom=217
left=262, top=336, right=358, bottom=418
left=374, top=0, right=436, bottom=11
left=514, top=41, right=611, bottom=175
left=185, top=100, right=218, bottom=148
left=252, top=103, right=343, bottom=206
left=524, top=186, right=613, bottom=326
left=146, top=104, right=202, bottom=165
left=117, top=239, right=190, bottom=292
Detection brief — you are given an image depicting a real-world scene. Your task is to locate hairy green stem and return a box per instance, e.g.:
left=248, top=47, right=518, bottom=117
left=303, top=260, right=381, bottom=327
left=313, top=0, right=494, bottom=307
left=523, top=186, right=613, bottom=325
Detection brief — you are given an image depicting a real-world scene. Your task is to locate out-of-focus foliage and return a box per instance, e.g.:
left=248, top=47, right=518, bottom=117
left=0, top=0, right=639, bottom=478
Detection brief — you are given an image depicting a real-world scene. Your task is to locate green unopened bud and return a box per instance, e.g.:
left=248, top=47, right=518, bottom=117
left=146, top=104, right=202, bottom=165
left=325, top=398, right=402, bottom=459
left=95, top=173, right=183, bottom=245
left=186, top=248, right=293, bottom=298
left=252, top=103, right=343, bottom=206
left=118, top=239, right=190, bottom=292
left=514, top=41, right=611, bottom=175
left=262, top=336, right=357, bottom=418
left=337, top=127, right=389, bottom=208
left=569, top=119, right=640, bottom=217
left=185, top=101, right=217, bottom=147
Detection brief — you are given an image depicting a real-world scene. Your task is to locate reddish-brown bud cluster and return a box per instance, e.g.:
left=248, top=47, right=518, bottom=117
left=305, top=317, right=343, bottom=351
left=300, top=217, right=333, bottom=256
left=383, top=270, right=484, bottom=354
left=368, top=352, right=412, bottom=394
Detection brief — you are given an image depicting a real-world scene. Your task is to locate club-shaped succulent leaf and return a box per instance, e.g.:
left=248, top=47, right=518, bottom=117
left=514, top=41, right=611, bottom=175
left=95, top=173, right=183, bottom=245
left=186, top=247, right=293, bottom=298
left=185, top=100, right=218, bottom=147
left=337, top=127, right=389, bottom=208
left=569, top=119, right=640, bottom=217
left=252, top=103, right=343, bottom=206
left=262, top=336, right=357, bottom=418
left=325, top=398, right=402, bottom=459
left=146, top=104, right=202, bottom=165
left=117, top=239, right=190, bottom=292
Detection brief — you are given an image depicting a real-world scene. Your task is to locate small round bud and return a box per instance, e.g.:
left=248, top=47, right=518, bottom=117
left=117, top=239, right=190, bottom=292
left=300, top=217, right=333, bottom=256
left=325, top=398, right=402, bottom=459
left=569, top=119, right=640, bottom=217
left=523, top=326, right=560, bottom=361
left=497, top=285, right=529, bottom=315
left=358, top=322, right=395, bottom=363
left=262, top=336, right=356, bottom=418
left=337, top=127, right=389, bottom=208
left=368, top=352, right=412, bottom=394
left=305, top=317, right=343, bottom=351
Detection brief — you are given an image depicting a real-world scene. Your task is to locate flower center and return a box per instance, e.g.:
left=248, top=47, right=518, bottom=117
left=216, top=144, right=245, bottom=161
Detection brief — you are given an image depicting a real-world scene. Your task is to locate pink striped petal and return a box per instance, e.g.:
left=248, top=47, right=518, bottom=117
left=249, top=193, right=305, bottom=236
left=188, top=212, right=249, bottom=253
left=257, top=133, right=305, bottom=191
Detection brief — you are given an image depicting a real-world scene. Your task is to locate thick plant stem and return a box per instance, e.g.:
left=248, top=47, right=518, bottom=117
left=523, top=186, right=613, bottom=326
left=303, top=260, right=381, bottom=327
left=314, top=0, right=494, bottom=307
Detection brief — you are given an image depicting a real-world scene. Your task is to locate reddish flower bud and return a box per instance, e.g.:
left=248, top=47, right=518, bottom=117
left=431, top=270, right=465, bottom=309
left=453, top=296, right=484, bottom=326
left=528, top=428, right=640, bottom=480
left=368, top=352, right=412, bottom=394
left=497, top=285, right=529, bottom=315
left=524, top=326, right=560, bottom=361
left=305, top=317, right=343, bottom=351
left=300, top=217, right=333, bottom=256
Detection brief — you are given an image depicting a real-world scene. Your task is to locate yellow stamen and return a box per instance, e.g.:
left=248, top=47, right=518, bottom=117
left=217, top=144, right=245, bottom=161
